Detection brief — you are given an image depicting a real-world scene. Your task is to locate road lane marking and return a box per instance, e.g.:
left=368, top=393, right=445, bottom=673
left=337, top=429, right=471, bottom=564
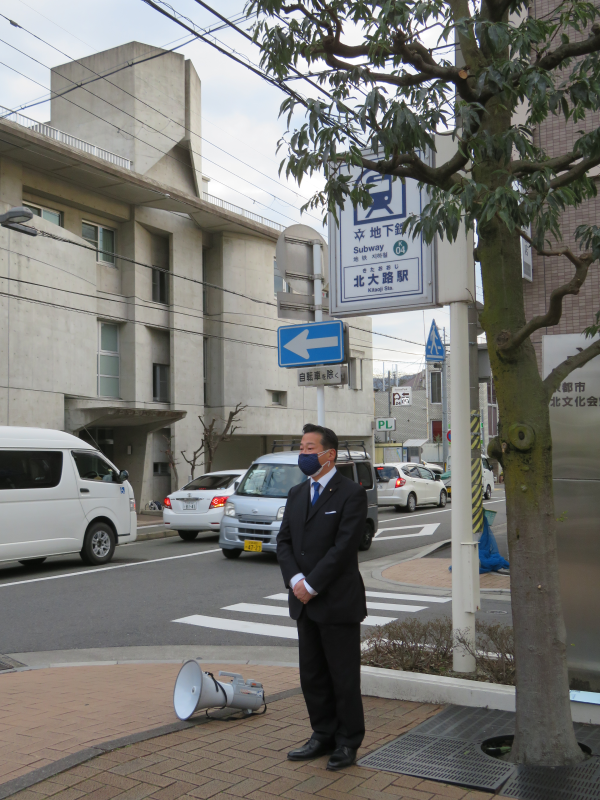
left=374, top=523, right=439, bottom=541
left=377, top=498, right=505, bottom=526
left=365, top=601, right=427, bottom=613
left=0, top=549, right=222, bottom=589
left=174, top=615, right=299, bottom=639
left=225, top=601, right=419, bottom=618
left=365, top=591, right=451, bottom=604
left=265, top=590, right=450, bottom=605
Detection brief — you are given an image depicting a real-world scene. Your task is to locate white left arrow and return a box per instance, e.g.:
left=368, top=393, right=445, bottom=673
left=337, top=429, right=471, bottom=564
left=284, top=329, right=339, bottom=359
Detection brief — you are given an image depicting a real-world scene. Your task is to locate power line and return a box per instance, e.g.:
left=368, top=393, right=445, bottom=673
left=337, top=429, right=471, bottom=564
left=0, top=42, right=319, bottom=226
left=0, top=130, right=424, bottom=350
left=1, top=12, right=312, bottom=207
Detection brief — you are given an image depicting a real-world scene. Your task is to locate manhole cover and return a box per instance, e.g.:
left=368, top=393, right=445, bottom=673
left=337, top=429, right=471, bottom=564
left=357, top=705, right=600, bottom=797
left=484, top=610, right=508, bottom=615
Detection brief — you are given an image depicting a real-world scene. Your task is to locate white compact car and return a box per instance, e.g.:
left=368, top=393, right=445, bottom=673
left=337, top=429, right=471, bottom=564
left=375, top=462, right=447, bottom=512
left=163, top=470, right=246, bottom=540
left=0, top=426, right=137, bottom=567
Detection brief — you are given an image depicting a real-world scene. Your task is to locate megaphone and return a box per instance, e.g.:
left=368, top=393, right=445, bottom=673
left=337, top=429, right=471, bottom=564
left=173, top=660, right=265, bottom=720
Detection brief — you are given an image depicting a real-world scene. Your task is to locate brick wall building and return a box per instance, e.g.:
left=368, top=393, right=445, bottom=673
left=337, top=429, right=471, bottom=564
left=523, top=1, right=600, bottom=366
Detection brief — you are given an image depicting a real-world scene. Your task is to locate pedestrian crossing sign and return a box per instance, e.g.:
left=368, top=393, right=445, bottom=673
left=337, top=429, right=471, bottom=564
left=425, top=320, right=445, bottom=362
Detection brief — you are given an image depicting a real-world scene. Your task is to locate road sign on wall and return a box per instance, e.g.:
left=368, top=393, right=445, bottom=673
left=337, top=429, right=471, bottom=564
left=375, top=417, right=396, bottom=432
left=278, top=320, right=345, bottom=368
left=392, top=386, right=412, bottom=406
left=328, top=151, right=435, bottom=317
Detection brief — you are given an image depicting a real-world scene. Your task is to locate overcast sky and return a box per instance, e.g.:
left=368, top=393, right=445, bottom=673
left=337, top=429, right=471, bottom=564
left=0, top=0, right=481, bottom=372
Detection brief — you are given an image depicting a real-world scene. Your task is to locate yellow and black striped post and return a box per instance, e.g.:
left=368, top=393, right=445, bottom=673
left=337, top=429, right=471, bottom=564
left=471, top=411, right=484, bottom=534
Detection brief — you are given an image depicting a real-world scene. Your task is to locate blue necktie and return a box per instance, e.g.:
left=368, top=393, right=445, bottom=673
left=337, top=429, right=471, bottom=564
left=312, top=482, right=321, bottom=505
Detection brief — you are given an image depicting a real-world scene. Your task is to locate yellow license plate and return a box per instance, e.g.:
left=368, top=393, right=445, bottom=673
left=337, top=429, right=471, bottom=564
left=244, top=540, right=263, bottom=552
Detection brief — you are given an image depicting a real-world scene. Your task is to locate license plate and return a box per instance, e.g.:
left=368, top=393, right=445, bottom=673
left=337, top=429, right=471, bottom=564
left=184, top=503, right=197, bottom=510
left=244, top=540, right=263, bottom=552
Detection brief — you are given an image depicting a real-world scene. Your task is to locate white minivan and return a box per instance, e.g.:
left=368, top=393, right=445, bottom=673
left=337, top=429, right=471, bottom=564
left=0, top=427, right=137, bottom=567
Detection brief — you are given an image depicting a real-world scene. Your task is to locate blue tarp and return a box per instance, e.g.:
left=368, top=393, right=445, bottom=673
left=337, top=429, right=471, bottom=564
left=478, top=516, right=510, bottom=573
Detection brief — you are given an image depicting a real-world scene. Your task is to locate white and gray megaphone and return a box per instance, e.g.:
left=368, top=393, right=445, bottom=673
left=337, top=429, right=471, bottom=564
left=173, top=660, right=265, bottom=720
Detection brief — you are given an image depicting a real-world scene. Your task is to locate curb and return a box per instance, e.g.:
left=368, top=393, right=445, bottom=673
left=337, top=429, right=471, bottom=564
left=360, top=666, right=600, bottom=725
left=0, top=686, right=303, bottom=800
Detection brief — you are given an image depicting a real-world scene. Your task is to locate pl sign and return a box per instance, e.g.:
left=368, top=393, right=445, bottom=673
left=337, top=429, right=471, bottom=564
left=329, top=152, right=435, bottom=317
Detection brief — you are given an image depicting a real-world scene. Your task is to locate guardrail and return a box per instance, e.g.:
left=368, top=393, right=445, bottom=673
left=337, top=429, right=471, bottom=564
left=0, top=106, right=133, bottom=170
left=203, top=192, right=284, bottom=232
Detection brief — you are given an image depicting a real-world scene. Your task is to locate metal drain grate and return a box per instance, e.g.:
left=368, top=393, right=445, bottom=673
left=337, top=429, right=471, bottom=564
left=500, top=759, right=600, bottom=799
left=357, top=704, right=600, bottom=797
left=357, top=726, right=515, bottom=791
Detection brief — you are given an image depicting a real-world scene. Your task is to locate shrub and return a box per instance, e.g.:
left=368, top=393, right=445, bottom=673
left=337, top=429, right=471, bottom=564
left=361, top=616, right=515, bottom=685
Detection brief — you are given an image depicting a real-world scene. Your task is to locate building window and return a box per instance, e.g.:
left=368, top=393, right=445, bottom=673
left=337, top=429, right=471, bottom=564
left=203, top=337, right=208, bottom=405
left=152, top=269, right=169, bottom=304
left=153, top=462, right=170, bottom=476
left=430, top=371, right=442, bottom=404
left=349, top=358, right=363, bottom=390
left=83, top=222, right=115, bottom=265
left=274, top=258, right=289, bottom=295
left=98, top=323, right=120, bottom=398
left=270, top=391, right=287, bottom=406
left=431, top=420, right=443, bottom=442
left=23, top=202, right=62, bottom=227
left=202, top=261, right=208, bottom=313
left=153, top=364, right=169, bottom=402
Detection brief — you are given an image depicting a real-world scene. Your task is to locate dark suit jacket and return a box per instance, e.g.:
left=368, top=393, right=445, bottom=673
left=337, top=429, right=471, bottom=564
left=276, top=470, right=368, bottom=624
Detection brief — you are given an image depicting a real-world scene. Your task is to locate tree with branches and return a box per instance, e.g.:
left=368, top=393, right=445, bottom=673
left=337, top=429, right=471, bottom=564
left=181, top=403, right=248, bottom=478
left=247, top=0, right=600, bottom=766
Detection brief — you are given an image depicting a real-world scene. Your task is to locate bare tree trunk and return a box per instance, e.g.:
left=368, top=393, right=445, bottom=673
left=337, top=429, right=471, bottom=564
left=479, top=215, right=584, bottom=765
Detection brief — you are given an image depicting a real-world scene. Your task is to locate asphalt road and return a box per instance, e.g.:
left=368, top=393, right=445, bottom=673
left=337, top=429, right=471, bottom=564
left=0, top=490, right=508, bottom=655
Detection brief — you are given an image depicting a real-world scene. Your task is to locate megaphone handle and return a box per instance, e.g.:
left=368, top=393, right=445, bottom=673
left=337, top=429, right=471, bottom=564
left=218, top=671, right=244, bottom=680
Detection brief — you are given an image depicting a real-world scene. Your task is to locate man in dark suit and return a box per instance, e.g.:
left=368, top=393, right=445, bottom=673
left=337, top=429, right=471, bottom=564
left=277, top=423, right=368, bottom=771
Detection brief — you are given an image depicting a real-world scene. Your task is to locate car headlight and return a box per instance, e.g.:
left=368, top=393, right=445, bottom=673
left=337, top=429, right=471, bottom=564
left=224, top=502, right=236, bottom=517
left=276, top=506, right=286, bottom=521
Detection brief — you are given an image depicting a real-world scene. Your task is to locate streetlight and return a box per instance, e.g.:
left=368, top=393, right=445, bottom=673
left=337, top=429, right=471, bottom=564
left=0, top=206, right=38, bottom=236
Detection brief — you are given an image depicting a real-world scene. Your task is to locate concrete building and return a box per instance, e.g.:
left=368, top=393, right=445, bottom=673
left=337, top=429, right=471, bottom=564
left=373, top=347, right=498, bottom=466
left=0, top=42, right=373, bottom=509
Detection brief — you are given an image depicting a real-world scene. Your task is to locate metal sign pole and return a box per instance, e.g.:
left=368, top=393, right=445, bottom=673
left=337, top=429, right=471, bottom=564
left=313, top=241, right=325, bottom=426
left=450, top=301, right=478, bottom=672
left=442, top=327, right=449, bottom=469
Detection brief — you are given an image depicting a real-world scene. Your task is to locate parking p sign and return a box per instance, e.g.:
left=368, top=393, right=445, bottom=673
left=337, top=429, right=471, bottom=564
left=375, top=418, right=396, bottom=432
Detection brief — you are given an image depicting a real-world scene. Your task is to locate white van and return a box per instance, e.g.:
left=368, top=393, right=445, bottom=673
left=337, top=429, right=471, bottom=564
left=0, top=427, right=137, bottom=567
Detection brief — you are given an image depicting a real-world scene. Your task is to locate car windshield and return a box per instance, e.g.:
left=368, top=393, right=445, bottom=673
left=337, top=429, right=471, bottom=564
left=182, top=474, right=237, bottom=491
left=237, top=463, right=306, bottom=497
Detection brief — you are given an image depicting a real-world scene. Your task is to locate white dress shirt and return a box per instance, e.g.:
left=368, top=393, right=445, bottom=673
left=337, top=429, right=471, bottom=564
left=290, top=467, right=337, bottom=597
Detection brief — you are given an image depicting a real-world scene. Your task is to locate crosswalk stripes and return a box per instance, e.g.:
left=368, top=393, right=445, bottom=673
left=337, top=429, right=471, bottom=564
left=173, top=586, right=450, bottom=640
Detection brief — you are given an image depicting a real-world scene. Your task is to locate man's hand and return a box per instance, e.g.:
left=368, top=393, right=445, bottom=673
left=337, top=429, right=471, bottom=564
left=293, top=579, right=313, bottom=604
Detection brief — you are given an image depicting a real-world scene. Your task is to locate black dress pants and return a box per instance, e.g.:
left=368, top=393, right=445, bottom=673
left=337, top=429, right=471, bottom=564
left=297, top=611, right=365, bottom=749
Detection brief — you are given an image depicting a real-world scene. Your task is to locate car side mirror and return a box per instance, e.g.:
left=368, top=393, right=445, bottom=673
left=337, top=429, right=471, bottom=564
left=119, top=470, right=129, bottom=483
left=434, top=473, right=440, bottom=481
left=234, top=481, right=240, bottom=490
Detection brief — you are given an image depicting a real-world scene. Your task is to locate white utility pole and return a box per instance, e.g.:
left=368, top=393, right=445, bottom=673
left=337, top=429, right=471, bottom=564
left=313, top=241, right=325, bottom=426
left=450, top=301, right=478, bottom=672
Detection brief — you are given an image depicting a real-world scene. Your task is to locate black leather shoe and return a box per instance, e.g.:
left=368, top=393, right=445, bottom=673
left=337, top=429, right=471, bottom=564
left=326, top=746, right=358, bottom=771
left=287, top=738, right=335, bottom=761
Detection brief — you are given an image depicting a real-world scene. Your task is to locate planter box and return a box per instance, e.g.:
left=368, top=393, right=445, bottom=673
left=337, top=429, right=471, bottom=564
left=360, top=665, right=600, bottom=725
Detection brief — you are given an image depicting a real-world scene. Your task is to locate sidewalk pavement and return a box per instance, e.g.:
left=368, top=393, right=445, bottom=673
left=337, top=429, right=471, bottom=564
left=0, top=663, right=494, bottom=800
left=381, top=559, right=510, bottom=592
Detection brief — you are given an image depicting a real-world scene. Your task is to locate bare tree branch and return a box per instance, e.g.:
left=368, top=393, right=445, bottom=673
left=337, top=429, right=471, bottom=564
left=497, top=229, right=595, bottom=354
left=183, top=404, right=248, bottom=475
left=543, top=338, right=600, bottom=396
